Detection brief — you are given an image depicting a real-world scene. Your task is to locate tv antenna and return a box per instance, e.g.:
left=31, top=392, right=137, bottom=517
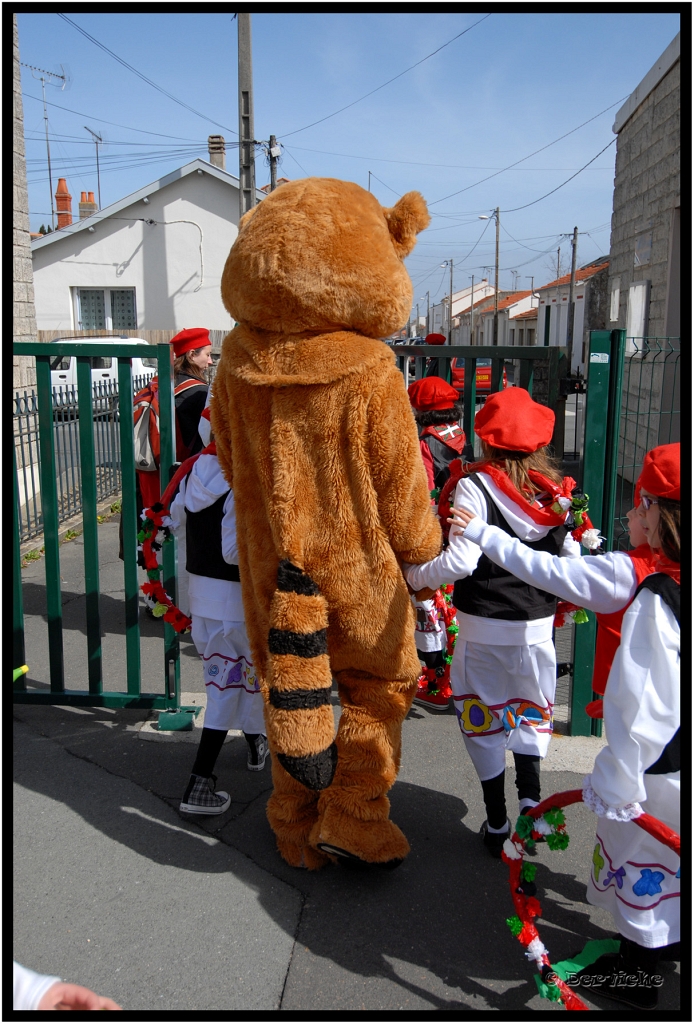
left=21, top=63, right=69, bottom=230
left=84, top=126, right=103, bottom=211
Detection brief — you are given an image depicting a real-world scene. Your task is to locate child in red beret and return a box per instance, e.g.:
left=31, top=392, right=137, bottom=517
left=407, top=377, right=466, bottom=710
left=405, top=387, right=584, bottom=855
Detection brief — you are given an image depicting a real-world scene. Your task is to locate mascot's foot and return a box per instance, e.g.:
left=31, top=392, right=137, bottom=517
left=309, top=806, right=410, bottom=868
left=275, top=837, right=331, bottom=871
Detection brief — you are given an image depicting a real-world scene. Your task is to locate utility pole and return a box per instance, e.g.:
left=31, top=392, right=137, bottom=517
left=420, top=291, right=430, bottom=334
left=84, top=126, right=102, bottom=209
left=268, top=134, right=281, bottom=191
left=469, top=275, right=475, bottom=345
left=556, top=247, right=561, bottom=280
left=566, top=225, right=579, bottom=371
left=368, top=170, right=372, bottom=192
left=449, top=258, right=454, bottom=343
left=416, top=302, right=420, bottom=335
left=494, top=208, right=500, bottom=345
left=237, top=13, right=256, bottom=218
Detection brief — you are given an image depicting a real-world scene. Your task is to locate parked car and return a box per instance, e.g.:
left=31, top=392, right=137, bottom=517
left=49, top=337, right=157, bottom=418
left=450, top=356, right=507, bottom=396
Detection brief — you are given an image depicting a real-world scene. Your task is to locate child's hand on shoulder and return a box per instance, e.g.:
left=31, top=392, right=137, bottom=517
left=447, top=506, right=478, bottom=537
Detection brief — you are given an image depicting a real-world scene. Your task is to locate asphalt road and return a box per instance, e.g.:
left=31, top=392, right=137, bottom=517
left=13, top=520, right=681, bottom=1014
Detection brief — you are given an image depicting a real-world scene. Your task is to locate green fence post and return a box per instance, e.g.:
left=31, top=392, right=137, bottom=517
left=463, top=357, right=477, bottom=451
left=519, top=359, right=534, bottom=396
left=77, top=357, right=103, bottom=694
left=13, top=442, right=26, bottom=685
left=36, top=354, right=65, bottom=692
left=157, top=343, right=180, bottom=709
left=603, top=330, right=627, bottom=551
left=118, top=357, right=142, bottom=696
left=570, top=331, right=612, bottom=735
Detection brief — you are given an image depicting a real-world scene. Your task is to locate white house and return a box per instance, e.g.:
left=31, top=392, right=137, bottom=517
left=536, top=259, right=609, bottom=373
left=31, top=157, right=265, bottom=336
left=427, top=279, right=496, bottom=337
left=465, top=289, right=538, bottom=346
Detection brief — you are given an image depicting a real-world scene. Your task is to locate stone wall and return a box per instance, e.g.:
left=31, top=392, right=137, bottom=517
left=609, top=57, right=679, bottom=337
left=13, top=14, right=37, bottom=389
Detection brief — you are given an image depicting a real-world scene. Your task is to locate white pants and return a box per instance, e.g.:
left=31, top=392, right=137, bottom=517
left=413, top=597, right=445, bottom=653
left=450, top=637, right=556, bottom=781
left=191, top=615, right=265, bottom=735
left=587, top=773, right=680, bottom=947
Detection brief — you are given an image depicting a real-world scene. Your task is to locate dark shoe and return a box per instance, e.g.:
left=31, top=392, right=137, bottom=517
left=315, top=842, right=403, bottom=870
left=245, top=733, right=268, bottom=771
left=480, top=819, right=510, bottom=859
left=179, top=774, right=231, bottom=815
left=570, top=953, right=660, bottom=1010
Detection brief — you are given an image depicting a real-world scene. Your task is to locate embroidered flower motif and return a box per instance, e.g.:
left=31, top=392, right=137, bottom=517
left=208, top=664, right=220, bottom=677
left=633, top=869, right=664, bottom=897
left=592, top=843, right=605, bottom=881
left=502, top=701, right=548, bottom=734
left=460, top=699, right=494, bottom=733
left=604, top=866, right=626, bottom=889
left=227, top=662, right=243, bottom=683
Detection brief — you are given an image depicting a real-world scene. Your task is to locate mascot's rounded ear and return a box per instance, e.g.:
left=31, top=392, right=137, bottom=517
left=383, top=191, right=430, bottom=259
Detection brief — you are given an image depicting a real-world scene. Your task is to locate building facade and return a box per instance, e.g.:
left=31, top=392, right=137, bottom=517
left=31, top=159, right=263, bottom=337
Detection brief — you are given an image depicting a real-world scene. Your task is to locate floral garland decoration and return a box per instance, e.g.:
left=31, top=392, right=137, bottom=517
left=436, top=584, right=459, bottom=668
left=501, top=790, right=680, bottom=1012
left=138, top=503, right=192, bottom=634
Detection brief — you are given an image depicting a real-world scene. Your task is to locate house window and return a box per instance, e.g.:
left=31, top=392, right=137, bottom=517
left=518, top=329, right=524, bottom=344
left=543, top=305, right=551, bottom=346
left=509, top=329, right=515, bottom=345
left=527, top=329, right=535, bottom=345
left=74, top=288, right=137, bottom=331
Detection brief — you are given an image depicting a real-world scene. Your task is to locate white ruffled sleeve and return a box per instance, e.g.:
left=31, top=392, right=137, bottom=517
left=588, top=589, right=680, bottom=810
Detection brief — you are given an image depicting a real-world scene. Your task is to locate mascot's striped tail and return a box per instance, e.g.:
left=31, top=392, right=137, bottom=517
left=266, top=560, right=338, bottom=790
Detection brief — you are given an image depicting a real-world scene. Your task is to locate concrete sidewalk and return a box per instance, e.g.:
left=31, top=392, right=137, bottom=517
left=14, top=519, right=681, bottom=1013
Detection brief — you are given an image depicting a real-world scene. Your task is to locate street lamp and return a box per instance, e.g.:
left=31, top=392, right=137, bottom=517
left=420, top=292, right=430, bottom=335
left=479, top=208, right=500, bottom=345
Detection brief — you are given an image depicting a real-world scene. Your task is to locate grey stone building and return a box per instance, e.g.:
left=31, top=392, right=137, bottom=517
left=13, top=13, right=37, bottom=390
left=608, top=33, right=680, bottom=340
left=607, top=33, right=680, bottom=476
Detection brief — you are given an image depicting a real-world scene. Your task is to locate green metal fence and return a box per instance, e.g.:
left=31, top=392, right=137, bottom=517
left=13, top=342, right=184, bottom=711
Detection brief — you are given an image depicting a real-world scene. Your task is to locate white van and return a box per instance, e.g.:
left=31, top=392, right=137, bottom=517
left=49, top=337, right=157, bottom=391
left=49, top=337, right=157, bottom=418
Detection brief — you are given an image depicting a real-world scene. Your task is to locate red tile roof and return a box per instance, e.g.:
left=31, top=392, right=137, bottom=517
left=510, top=308, right=539, bottom=320
left=537, top=262, right=610, bottom=291
left=477, top=290, right=533, bottom=313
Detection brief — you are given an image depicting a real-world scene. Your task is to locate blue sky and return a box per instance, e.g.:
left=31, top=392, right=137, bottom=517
left=18, top=11, right=680, bottom=306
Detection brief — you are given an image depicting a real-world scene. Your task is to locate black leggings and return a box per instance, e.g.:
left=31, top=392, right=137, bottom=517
left=480, top=754, right=541, bottom=830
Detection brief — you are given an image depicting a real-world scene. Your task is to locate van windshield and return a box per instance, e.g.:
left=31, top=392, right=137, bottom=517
left=49, top=356, right=70, bottom=371
left=139, top=356, right=158, bottom=368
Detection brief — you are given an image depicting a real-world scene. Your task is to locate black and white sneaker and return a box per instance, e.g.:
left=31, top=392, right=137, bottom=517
left=245, top=733, right=268, bottom=772
left=480, top=819, right=510, bottom=859
left=179, top=774, right=231, bottom=815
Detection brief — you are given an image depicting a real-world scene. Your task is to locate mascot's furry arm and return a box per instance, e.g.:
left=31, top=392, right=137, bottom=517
left=367, top=365, right=442, bottom=566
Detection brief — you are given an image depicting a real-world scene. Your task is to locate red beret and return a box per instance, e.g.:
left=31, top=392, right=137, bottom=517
left=638, top=443, right=680, bottom=501
left=170, top=327, right=210, bottom=358
left=425, top=333, right=447, bottom=346
left=474, top=387, right=554, bottom=452
left=408, top=376, right=460, bottom=412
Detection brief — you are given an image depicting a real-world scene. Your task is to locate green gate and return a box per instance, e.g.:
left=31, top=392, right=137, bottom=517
left=13, top=341, right=186, bottom=711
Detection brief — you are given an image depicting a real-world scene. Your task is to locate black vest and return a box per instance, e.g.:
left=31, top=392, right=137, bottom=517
left=453, top=473, right=569, bottom=621
left=185, top=491, right=240, bottom=582
left=638, top=573, right=680, bottom=776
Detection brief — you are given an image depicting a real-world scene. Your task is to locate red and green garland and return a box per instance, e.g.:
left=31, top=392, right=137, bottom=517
left=501, top=789, right=681, bottom=1012
left=139, top=502, right=192, bottom=634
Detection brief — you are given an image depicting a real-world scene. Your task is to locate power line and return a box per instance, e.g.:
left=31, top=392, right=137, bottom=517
left=57, top=14, right=237, bottom=134
left=501, top=139, right=616, bottom=213
left=22, top=91, right=206, bottom=142
left=429, top=93, right=628, bottom=206
left=368, top=172, right=401, bottom=198
left=281, top=14, right=491, bottom=138
left=500, top=222, right=569, bottom=254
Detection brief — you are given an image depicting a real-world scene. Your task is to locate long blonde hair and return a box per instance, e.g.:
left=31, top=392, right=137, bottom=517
left=174, top=351, right=208, bottom=383
left=474, top=441, right=563, bottom=499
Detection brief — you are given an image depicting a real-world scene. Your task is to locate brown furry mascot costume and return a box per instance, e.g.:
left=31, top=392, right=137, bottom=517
left=211, top=178, right=441, bottom=869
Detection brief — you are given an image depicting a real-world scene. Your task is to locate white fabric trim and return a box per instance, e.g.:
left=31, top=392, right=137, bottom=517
left=583, top=777, right=643, bottom=821
left=456, top=611, right=554, bottom=645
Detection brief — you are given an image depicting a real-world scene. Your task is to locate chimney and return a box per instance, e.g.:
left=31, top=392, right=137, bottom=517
left=79, top=190, right=98, bottom=219
left=208, top=135, right=225, bottom=170
left=55, top=178, right=72, bottom=228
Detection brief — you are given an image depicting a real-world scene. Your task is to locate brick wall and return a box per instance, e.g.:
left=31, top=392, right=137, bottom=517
left=13, top=14, right=37, bottom=389
left=609, top=58, right=679, bottom=337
